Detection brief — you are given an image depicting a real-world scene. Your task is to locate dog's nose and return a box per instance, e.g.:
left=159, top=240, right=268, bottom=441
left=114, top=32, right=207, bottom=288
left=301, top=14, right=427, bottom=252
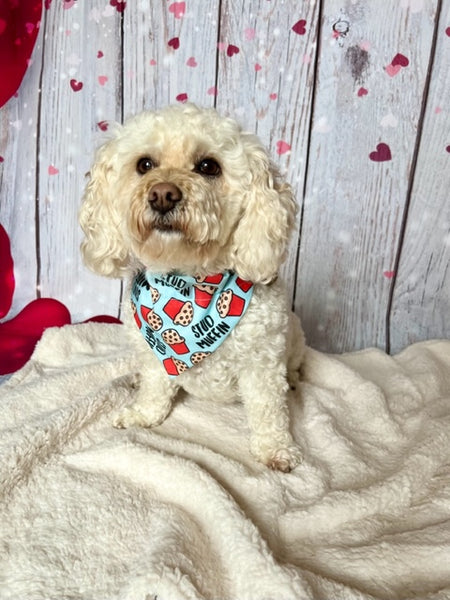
left=148, top=183, right=182, bottom=214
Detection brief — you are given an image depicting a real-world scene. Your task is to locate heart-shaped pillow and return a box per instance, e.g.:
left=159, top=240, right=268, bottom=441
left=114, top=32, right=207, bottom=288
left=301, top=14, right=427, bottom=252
left=0, top=0, right=43, bottom=107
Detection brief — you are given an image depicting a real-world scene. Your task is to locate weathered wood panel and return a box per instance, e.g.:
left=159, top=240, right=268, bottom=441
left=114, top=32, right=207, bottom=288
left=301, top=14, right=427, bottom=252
left=215, top=0, right=320, bottom=299
left=0, top=0, right=448, bottom=353
left=389, top=0, right=450, bottom=353
left=293, top=0, right=439, bottom=352
left=37, top=1, right=123, bottom=321
left=0, top=22, right=44, bottom=317
left=122, top=1, right=220, bottom=114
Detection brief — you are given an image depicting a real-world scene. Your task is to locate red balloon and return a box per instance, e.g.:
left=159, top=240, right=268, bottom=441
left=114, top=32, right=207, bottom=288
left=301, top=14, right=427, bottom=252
left=0, top=0, right=43, bottom=107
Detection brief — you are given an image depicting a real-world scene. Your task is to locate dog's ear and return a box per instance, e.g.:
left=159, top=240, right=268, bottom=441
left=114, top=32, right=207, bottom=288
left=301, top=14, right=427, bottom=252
left=230, top=140, right=296, bottom=283
left=79, top=136, right=129, bottom=277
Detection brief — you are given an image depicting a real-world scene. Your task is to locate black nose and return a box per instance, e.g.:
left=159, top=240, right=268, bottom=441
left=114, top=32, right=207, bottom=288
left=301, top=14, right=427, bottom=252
left=148, top=183, right=182, bottom=214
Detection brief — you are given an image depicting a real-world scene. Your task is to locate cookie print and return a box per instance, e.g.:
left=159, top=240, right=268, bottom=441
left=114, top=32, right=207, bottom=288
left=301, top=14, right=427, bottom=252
left=131, top=271, right=254, bottom=377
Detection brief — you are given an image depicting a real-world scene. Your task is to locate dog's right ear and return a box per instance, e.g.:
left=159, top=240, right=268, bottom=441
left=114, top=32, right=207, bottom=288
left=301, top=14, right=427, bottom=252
left=79, top=137, right=129, bottom=278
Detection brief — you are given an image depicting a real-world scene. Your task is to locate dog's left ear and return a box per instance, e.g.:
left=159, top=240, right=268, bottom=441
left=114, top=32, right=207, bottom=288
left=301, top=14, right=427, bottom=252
left=230, top=141, right=296, bottom=283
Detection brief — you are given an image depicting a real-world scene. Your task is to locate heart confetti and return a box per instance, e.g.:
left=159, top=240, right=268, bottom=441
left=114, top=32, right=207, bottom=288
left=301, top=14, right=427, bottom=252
left=98, top=75, right=108, bottom=86
left=97, top=121, right=109, bottom=131
left=186, top=57, right=197, bottom=67
left=369, top=143, right=392, bottom=162
left=168, top=37, right=180, bottom=50
left=168, top=2, right=186, bottom=18
left=357, top=87, right=368, bottom=97
left=176, top=93, right=188, bottom=103
left=276, top=141, right=291, bottom=155
left=70, top=79, right=83, bottom=92
left=292, top=19, right=307, bottom=35
left=386, top=53, right=409, bottom=77
left=48, top=165, right=59, bottom=175
left=226, top=44, right=240, bottom=57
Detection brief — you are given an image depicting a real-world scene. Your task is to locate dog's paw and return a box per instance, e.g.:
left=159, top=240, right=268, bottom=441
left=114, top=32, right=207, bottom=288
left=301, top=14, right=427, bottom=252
left=265, top=444, right=303, bottom=473
left=113, top=405, right=169, bottom=430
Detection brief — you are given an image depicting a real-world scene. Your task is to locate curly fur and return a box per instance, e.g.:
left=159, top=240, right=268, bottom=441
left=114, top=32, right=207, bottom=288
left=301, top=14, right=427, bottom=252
left=79, top=104, right=305, bottom=471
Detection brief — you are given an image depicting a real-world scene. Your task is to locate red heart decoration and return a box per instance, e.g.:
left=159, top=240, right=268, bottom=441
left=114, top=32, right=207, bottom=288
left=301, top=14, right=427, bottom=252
left=0, top=0, right=43, bottom=107
left=168, top=37, right=180, bottom=50
left=391, top=53, right=409, bottom=67
left=0, top=224, right=14, bottom=319
left=176, top=93, right=188, bottom=103
left=292, top=19, right=307, bottom=35
left=97, top=120, right=109, bottom=131
left=226, top=44, right=240, bottom=57
left=369, top=143, right=392, bottom=162
left=357, top=87, right=368, bottom=97
left=0, top=299, right=71, bottom=374
left=70, top=79, right=83, bottom=92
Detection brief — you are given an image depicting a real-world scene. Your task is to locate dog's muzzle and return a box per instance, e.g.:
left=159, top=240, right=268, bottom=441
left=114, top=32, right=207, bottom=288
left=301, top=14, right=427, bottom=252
left=148, top=182, right=183, bottom=215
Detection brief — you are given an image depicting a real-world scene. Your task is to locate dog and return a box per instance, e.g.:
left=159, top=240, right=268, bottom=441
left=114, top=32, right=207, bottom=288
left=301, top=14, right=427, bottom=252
left=79, top=104, right=305, bottom=472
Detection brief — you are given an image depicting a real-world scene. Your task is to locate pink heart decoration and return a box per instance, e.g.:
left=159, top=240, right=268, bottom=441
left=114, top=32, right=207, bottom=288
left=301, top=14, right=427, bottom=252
left=48, top=165, right=59, bottom=175
left=244, top=27, right=255, bottom=41
left=186, top=56, right=197, bottom=67
left=276, top=141, right=291, bottom=155
left=168, top=37, right=180, bottom=50
left=227, top=44, right=240, bottom=57
left=391, top=53, right=409, bottom=67
left=207, top=86, right=218, bottom=96
left=292, top=19, right=307, bottom=35
left=383, top=271, right=395, bottom=279
left=70, top=79, right=83, bottom=92
left=357, top=87, right=368, bottom=97
left=254, top=63, right=262, bottom=71
left=168, top=2, right=186, bottom=18
left=446, top=27, right=450, bottom=36
left=385, top=64, right=401, bottom=77
left=369, top=143, right=392, bottom=162
left=98, top=75, right=108, bottom=86
left=270, top=93, right=277, bottom=100
left=97, top=50, right=104, bottom=58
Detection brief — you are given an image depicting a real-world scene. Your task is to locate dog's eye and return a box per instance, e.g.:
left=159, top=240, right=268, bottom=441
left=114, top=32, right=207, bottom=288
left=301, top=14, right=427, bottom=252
left=136, top=157, right=155, bottom=174
left=195, top=158, right=221, bottom=178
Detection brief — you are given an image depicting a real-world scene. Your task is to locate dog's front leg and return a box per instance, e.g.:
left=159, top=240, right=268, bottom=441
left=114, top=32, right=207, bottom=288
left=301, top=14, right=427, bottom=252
left=239, top=365, right=302, bottom=472
left=114, top=361, right=178, bottom=430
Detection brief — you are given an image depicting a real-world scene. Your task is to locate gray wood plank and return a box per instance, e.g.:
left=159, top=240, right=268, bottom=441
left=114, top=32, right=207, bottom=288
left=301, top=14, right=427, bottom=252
left=0, top=14, right=45, bottom=318
left=122, top=1, right=220, bottom=113
left=36, top=1, right=123, bottom=321
left=294, top=0, right=439, bottom=352
left=214, top=0, right=320, bottom=300
left=389, top=0, right=450, bottom=353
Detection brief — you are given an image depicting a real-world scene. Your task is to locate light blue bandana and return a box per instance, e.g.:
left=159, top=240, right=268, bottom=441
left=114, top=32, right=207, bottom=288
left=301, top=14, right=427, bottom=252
left=131, top=271, right=254, bottom=376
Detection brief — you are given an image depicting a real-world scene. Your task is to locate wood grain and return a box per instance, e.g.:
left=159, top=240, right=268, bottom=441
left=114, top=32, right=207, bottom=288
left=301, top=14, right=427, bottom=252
left=122, top=1, right=220, bottom=113
left=0, top=20, right=44, bottom=317
left=36, top=1, right=123, bottom=321
left=0, top=0, right=448, bottom=352
left=214, top=0, right=320, bottom=299
left=389, top=0, right=450, bottom=353
left=293, top=0, right=439, bottom=352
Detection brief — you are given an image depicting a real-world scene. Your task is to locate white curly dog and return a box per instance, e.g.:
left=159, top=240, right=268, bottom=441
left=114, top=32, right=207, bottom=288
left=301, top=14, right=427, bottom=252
left=79, top=104, right=305, bottom=472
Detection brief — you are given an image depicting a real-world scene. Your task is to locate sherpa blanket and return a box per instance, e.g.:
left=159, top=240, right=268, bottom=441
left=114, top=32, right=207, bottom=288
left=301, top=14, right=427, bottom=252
left=1, top=323, right=450, bottom=600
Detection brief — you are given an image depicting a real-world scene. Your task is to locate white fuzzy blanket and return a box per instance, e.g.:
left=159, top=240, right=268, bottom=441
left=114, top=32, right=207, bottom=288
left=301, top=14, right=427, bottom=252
left=1, top=324, right=450, bottom=600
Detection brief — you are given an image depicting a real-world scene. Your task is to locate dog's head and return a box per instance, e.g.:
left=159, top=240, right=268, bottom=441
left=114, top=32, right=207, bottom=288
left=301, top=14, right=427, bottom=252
left=79, top=104, right=296, bottom=283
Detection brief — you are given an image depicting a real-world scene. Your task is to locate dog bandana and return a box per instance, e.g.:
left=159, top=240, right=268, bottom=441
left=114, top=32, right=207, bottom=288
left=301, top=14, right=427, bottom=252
left=131, top=270, right=254, bottom=377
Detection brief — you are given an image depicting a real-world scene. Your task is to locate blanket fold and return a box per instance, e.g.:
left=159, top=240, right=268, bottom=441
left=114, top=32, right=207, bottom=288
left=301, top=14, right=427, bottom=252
left=1, top=323, right=450, bottom=600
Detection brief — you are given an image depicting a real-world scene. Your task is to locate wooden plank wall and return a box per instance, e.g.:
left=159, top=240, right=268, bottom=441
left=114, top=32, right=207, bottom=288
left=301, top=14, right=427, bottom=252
left=0, top=0, right=448, bottom=355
